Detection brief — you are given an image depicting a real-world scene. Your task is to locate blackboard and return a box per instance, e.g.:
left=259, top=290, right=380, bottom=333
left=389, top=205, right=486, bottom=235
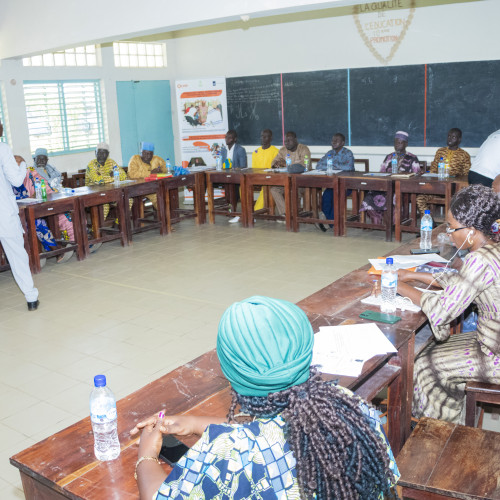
left=227, top=75, right=282, bottom=146
left=426, top=61, right=500, bottom=148
left=349, top=65, right=425, bottom=146
left=225, top=60, right=500, bottom=148
left=282, top=70, right=348, bottom=146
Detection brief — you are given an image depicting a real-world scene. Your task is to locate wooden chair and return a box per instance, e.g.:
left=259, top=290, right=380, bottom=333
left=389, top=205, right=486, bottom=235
left=465, top=382, right=500, bottom=428
left=397, top=417, right=500, bottom=499
left=354, top=158, right=369, bottom=172
left=68, top=172, right=86, bottom=188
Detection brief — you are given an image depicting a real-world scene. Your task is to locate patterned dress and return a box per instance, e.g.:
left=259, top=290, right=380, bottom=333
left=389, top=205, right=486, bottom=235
left=416, top=147, right=471, bottom=215
left=413, top=244, right=500, bottom=423
left=128, top=154, right=166, bottom=209
left=360, top=152, right=420, bottom=225
left=155, top=388, right=399, bottom=499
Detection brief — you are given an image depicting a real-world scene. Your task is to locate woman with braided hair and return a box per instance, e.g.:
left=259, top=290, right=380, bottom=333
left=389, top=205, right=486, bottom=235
left=398, top=184, right=500, bottom=423
left=131, top=296, right=399, bottom=499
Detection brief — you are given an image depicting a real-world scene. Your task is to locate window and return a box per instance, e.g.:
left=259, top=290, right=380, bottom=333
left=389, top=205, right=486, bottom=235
left=23, top=81, right=105, bottom=154
left=113, top=42, right=166, bottom=68
left=23, top=45, right=98, bottom=67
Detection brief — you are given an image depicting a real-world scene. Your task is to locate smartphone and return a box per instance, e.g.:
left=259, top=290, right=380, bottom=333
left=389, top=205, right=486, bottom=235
left=359, top=310, right=401, bottom=324
left=159, top=434, right=190, bottom=466
left=410, top=248, right=440, bottom=255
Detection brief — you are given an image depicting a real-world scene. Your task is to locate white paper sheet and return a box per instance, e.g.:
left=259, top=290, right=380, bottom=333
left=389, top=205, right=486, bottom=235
left=368, top=254, right=448, bottom=271
left=312, top=323, right=397, bottom=376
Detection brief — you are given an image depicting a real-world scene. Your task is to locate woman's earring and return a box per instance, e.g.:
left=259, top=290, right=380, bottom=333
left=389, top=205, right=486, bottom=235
left=467, top=232, right=474, bottom=245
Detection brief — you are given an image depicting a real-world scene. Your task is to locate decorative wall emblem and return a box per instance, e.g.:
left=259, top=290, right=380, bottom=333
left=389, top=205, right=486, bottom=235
left=353, top=0, right=416, bottom=64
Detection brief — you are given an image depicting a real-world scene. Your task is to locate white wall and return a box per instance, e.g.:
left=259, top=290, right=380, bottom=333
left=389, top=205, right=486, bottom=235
left=169, top=0, right=498, bottom=168
left=0, top=1, right=498, bottom=174
left=0, top=42, right=177, bottom=174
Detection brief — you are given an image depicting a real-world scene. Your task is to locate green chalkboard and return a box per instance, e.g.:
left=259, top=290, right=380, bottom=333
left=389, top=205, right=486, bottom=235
left=282, top=70, right=348, bottom=146
left=426, top=60, right=500, bottom=148
left=227, top=75, right=282, bottom=145
left=349, top=65, right=425, bottom=146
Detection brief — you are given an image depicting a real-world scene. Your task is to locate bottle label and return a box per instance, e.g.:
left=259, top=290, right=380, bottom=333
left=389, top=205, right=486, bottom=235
left=91, top=405, right=117, bottom=423
left=421, top=221, right=433, bottom=231
left=381, top=272, right=397, bottom=288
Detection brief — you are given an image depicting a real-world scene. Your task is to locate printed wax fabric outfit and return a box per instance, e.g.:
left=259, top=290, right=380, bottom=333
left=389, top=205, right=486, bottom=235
left=0, top=144, right=38, bottom=302
left=127, top=153, right=166, bottom=209
left=14, top=170, right=74, bottom=251
left=85, top=158, right=128, bottom=218
left=251, top=145, right=279, bottom=211
left=155, top=386, right=399, bottom=500
left=316, top=147, right=355, bottom=222
left=416, top=147, right=471, bottom=214
left=413, top=244, right=500, bottom=424
left=270, top=144, right=311, bottom=216
left=360, top=152, right=420, bottom=225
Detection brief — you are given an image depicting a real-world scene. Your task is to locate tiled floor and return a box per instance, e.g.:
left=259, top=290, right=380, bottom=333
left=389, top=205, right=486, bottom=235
left=0, top=217, right=496, bottom=498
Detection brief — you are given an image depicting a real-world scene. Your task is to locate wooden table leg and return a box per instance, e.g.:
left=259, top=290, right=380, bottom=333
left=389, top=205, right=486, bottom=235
left=207, top=178, right=215, bottom=224
left=395, top=180, right=402, bottom=242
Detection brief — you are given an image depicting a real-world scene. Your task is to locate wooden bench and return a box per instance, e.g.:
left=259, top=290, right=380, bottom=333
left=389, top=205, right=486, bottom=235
left=397, top=417, right=500, bottom=499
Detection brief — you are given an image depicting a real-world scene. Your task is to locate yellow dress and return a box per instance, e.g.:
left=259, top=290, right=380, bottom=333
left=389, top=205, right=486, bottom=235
left=251, top=146, right=279, bottom=210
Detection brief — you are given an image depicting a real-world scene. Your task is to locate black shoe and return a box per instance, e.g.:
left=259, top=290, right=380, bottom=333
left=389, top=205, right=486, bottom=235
left=27, top=300, right=39, bottom=311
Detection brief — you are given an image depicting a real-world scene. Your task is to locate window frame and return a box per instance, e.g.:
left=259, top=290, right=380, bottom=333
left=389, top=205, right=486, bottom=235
left=23, top=79, right=105, bottom=156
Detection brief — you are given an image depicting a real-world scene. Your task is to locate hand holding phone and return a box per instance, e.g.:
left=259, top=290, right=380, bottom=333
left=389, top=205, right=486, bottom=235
left=159, top=434, right=190, bottom=465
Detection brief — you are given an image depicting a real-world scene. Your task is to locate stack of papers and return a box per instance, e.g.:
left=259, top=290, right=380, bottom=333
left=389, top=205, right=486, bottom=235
left=312, top=323, right=397, bottom=377
left=189, top=166, right=213, bottom=172
left=368, top=254, right=447, bottom=271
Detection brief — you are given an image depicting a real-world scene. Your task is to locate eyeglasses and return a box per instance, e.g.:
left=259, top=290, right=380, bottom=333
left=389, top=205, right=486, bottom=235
left=445, top=226, right=467, bottom=234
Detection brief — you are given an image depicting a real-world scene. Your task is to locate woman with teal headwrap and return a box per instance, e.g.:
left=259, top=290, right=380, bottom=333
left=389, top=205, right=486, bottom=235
left=132, top=296, right=399, bottom=499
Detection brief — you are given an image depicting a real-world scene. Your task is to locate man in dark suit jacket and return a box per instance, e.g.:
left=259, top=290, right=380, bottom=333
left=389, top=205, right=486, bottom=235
left=220, top=130, right=247, bottom=168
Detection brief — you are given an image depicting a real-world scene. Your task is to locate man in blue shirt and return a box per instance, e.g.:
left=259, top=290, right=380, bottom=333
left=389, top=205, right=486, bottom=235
left=315, top=133, right=354, bottom=230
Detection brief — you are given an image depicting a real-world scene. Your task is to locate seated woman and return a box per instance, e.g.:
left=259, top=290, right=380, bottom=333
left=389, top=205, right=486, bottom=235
left=360, top=131, right=420, bottom=225
left=13, top=156, right=74, bottom=263
left=131, top=296, right=399, bottom=499
left=397, top=184, right=500, bottom=423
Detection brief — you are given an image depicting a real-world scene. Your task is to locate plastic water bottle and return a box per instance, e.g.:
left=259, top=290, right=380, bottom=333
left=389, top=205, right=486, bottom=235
left=304, top=155, right=310, bottom=172
left=215, top=153, right=222, bottom=171
left=89, top=374, right=120, bottom=461
left=420, top=209, right=433, bottom=250
left=437, top=157, right=445, bottom=180
left=113, top=166, right=120, bottom=184
left=380, top=257, right=397, bottom=314
left=34, top=180, right=42, bottom=200
left=166, top=158, right=173, bottom=175
left=285, top=154, right=292, bottom=171
left=390, top=154, right=398, bottom=174
left=444, top=158, right=450, bottom=179
left=326, top=154, right=334, bottom=175
left=40, top=179, right=47, bottom=201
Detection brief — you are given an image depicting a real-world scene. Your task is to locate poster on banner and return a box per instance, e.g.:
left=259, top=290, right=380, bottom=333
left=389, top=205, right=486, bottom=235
left=175, top=77, right=228, bottom=167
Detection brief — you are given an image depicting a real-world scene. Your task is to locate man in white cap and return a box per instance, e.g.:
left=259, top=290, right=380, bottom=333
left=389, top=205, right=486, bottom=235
left=32, top=147, right=62, bottom=188
left=0, top=120, right=39, bottom=310
left=360, top=131, right=420, bottom=225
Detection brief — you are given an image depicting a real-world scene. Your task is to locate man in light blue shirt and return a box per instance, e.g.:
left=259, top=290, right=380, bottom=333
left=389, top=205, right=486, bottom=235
left=315, top=133, right=354, bottom=230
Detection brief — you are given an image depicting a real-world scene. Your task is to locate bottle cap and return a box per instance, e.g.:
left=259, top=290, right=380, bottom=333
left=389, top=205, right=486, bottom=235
left=386, top=257, right=393, bottom=265
left=94, top=374, right=106, bottom=387
left=425, top=210, right=430, bottom=214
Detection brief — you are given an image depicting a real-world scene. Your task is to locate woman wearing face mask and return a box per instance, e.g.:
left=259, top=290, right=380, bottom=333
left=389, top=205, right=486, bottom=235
left=398, top=184, right=500, bottom=424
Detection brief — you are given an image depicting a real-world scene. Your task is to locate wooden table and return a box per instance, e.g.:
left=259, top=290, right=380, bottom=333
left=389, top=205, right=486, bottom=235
left=206, top=169, right=248, bottom=226
left=21, top=194, right=85, bottom=273
left=394, top=175, right=467, bottom=242
left=77, top=184, right=129, bottom=257
left=163, top=172, right=206, bottom=232
left=10, top=318, right=401, bottom=499
left=397, top=417, right=500, bottom=499
left=291, top=172, right=339, bottom=235
left=338, top=171, right=394, bottom=241
left=122, top=179, right=167, bottom=241
left=297, top=225, right=453, bottom=448
left=244, top=169, right=293, bottom=230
